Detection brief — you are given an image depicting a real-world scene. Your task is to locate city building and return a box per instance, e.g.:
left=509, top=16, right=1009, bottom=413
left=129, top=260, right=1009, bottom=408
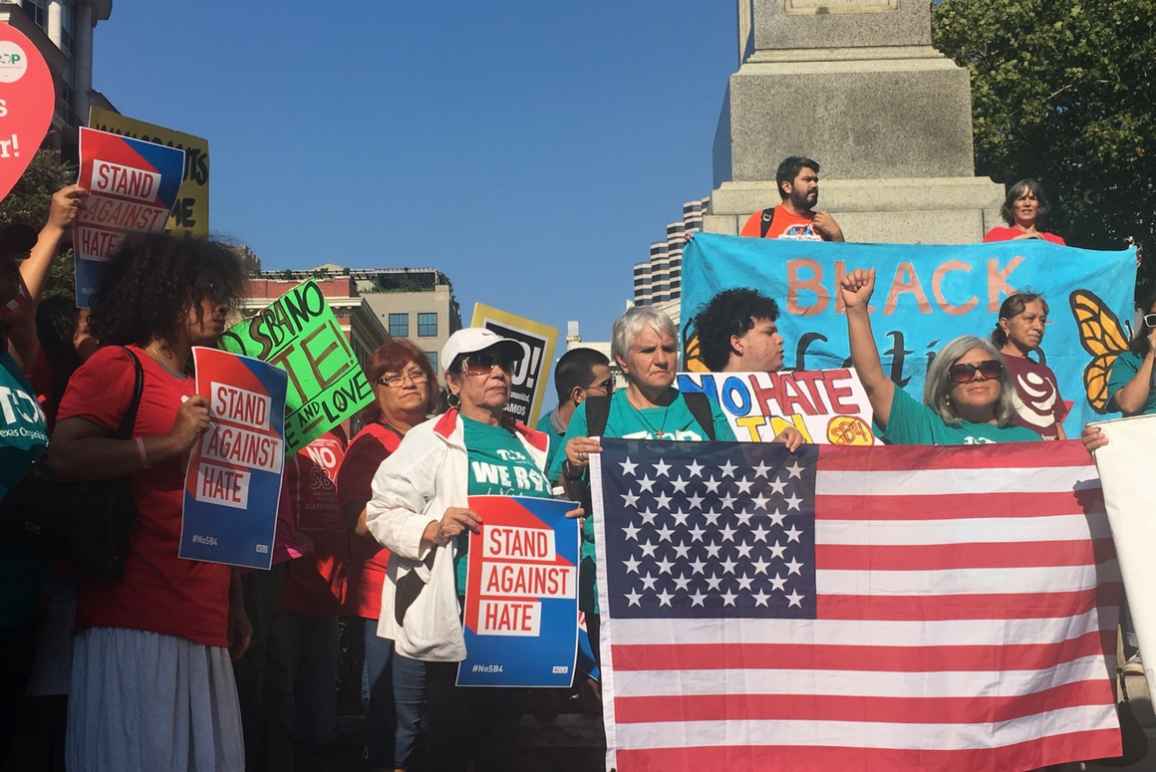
left=631, top=196, right=708, bottom=313
left=355, top=267, right=462, bottom=374
left=1, top=0, right=115, bottom=135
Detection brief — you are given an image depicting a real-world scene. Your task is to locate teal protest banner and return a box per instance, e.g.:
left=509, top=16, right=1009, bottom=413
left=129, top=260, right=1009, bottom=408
left=680, top=234, right=1136, bottom=437
left=220, top=280, right=372, bottom=452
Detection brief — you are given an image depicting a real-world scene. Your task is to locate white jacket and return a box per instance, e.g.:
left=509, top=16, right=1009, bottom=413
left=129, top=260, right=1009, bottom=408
left=364, top=409, right=550, bottom=662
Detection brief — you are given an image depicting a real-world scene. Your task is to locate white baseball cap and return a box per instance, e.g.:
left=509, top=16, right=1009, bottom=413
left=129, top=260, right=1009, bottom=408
left=440, top=328, right=523, bottom=375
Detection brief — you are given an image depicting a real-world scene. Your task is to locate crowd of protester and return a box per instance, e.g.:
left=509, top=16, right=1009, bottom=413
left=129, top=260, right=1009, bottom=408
left=0, top=157, right=1151, bottom=772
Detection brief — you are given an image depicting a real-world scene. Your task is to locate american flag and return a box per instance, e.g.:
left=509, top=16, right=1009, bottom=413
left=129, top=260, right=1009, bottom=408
left=591, top=438, right=1121, bottom=772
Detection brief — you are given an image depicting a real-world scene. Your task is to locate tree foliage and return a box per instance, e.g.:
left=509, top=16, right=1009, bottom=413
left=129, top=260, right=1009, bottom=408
left=0, top=149, right=77, bottom=301
left=933, top=0, right=1156, bottom=296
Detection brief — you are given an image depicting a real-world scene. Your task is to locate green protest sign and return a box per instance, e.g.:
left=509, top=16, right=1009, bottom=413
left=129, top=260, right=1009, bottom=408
left=219, top=280, right=373, bottom=452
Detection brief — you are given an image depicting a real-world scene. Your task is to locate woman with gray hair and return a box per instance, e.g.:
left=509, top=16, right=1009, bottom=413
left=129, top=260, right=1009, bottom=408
left=841, top=269, right=1039, bottom=445
left=547, top=306, right=737, bottom=675
left=549, top=305, right=735, bottom=487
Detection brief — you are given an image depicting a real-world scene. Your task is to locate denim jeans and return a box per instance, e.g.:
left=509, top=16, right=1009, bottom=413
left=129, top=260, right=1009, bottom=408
left=362, top=621, right=428, bottom=769
left=423, top=660, right=525, bottom=772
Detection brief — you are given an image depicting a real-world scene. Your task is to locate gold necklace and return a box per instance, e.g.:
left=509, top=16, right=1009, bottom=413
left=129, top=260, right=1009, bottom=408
left=633, top=402, right=672, bottom=439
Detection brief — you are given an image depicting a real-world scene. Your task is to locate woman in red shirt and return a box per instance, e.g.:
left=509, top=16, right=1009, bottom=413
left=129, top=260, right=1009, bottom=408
left=991, top=292, right=1069, bottom=439
left=983, top=179, right=1066, bottom=245
left=49, top=233, right=250, bottom=772
left=338, top=336, right=437, bottom=772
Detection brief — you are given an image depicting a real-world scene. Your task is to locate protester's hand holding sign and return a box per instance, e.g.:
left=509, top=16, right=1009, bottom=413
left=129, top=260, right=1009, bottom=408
left=1081, top=424, right=1108, bottom=452
left=46, top=184, right=87, bottom=229
left=564, top=436, right=602, bottom=475
left=773, top=425, right=805, bottom=452
left=168, top=394, right=212, bottom=453
left=423, top=506, right=482, bottom=547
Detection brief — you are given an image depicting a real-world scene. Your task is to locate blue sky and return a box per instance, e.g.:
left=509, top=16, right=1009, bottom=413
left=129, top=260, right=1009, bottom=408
left=93, top=1, right=736, bottom=344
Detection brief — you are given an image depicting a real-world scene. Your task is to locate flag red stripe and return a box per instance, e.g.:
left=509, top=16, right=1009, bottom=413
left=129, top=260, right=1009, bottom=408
left=613, top=679, right=1114, bottom=725
left=815, top=539, right=1116, bottom=570
left=817, top=585, right=1121, bottom=620
left=816, top=442, right=1096, bottom=471
left=814, top=491, right=1103, bottom=520
left=609, top=630, right=1112, bottom=673
left=613, top=730, right=1123, bottom=772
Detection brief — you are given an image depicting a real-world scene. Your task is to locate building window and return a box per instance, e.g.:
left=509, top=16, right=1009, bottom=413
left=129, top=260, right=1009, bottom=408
left=387, top=312, right=408, bottom=338
left=23, top=0, right=47, bottom=29
left=425, top=351, right=438, bottom=372
left=417, top=312, right=437, bottom=337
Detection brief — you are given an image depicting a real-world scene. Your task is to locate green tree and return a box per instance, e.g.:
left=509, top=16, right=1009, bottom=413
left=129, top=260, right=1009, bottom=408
left=933, top=0, right=1156, bottom=297
left=0, top=148, right=77, bottom=301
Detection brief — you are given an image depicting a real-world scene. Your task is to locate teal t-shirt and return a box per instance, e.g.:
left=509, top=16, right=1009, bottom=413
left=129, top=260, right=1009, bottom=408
left=1107, top=351, right=1156, bottom=415
left=536, top=408, right=567, bottom=479
left=878, top=387, right=1040, bottom=446
left=549, top=390, right=735, bottom=613
left=458, top=416, right=552, bottom=592
left=0, top=351, right=48, bottom=501
left=0, top=351, right=49, bottom=630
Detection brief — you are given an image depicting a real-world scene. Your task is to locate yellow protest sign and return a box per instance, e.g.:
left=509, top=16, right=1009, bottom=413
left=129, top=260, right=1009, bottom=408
left=88, top=106, right=209, bottom=236
left=470, top=303, right=559, bottom=426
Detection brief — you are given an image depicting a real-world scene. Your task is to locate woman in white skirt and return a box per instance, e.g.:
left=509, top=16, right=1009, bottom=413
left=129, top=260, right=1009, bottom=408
left=50, top=234, right=252, bottom=772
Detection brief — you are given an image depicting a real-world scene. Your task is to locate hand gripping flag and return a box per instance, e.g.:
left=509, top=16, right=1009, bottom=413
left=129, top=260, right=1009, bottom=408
left=591, top=438, right=1121, bottom=772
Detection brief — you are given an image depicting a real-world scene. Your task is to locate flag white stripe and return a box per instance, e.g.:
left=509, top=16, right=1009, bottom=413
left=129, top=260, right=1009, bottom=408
left=816, top=513, right=1110, bottom=545
left=609, top=608, right=1117, bottom=647
left=589, top=454, right=622, bottom=766
left=815, top=466, right=1100, bottom=496
left=815, top=562, right=1118, bottom=596
left=610, top=654, right=1113, bottom=699
left=614, top=704, right=1118, bottom=751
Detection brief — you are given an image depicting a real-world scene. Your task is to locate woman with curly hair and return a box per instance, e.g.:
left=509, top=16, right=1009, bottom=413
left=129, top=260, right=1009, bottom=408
left=48, top=233, right=251, bottom=772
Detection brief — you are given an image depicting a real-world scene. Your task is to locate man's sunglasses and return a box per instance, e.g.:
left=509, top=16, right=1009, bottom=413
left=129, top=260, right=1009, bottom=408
left=1144, top=313, right=1156, bottom=329
left=948, top=360, right=1003, bottom=385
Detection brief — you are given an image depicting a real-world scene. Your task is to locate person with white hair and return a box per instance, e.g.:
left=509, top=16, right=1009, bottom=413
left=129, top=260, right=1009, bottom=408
left=548, top=306, right=737, bottom=678
left=550, top=306, right=735, bottom=486
left=841, top=268, right=1039, bottom=445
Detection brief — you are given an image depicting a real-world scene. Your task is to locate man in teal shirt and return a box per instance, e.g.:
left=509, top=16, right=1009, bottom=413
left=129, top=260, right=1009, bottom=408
left=536, top=348, right=612, bottom=475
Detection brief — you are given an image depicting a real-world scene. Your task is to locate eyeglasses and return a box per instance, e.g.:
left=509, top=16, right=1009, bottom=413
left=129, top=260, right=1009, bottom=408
left=1144, top=313, right=1156, bottom=329
left=378, top=368, right=428, bottom=388
left=462, top=351, right=516, bottom=375
left=948, top=360, right=1003, bottom=385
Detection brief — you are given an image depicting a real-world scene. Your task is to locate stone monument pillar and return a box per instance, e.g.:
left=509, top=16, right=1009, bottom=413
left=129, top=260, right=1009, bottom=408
left=705, top=0, right=1004, bottom=243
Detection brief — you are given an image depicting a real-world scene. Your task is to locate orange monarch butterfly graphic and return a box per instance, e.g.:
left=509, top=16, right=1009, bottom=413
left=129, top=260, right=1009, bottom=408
left=681, top=325, right=708, bottom=372
left=1069, top=289, right=1132, bottom=413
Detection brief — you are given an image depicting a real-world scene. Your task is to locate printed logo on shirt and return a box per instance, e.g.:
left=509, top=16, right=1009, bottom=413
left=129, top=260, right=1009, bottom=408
left=0, top=383, right=47, bottom=443
left=470, top=459, right=551, bottom=495
left=779, top=224, right=821, bottom=241
left=961, top=436, right=996, bottom=445
left=622, top=429, right=705, bottom=442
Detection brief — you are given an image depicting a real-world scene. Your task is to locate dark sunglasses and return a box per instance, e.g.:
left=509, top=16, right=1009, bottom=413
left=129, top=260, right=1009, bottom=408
left=948, top=360, right=1003, bottom=385
left=1144, top=313, right=1156, bottom=329
left=462, top=350, right=517, bottom=374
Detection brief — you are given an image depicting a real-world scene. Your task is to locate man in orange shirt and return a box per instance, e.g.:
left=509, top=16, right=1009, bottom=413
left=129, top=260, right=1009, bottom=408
left=740, top=156, right=845, bottom=242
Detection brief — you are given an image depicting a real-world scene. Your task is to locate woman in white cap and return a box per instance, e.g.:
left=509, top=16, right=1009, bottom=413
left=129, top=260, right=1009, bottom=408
left=363, top=327, right=558, bottom=771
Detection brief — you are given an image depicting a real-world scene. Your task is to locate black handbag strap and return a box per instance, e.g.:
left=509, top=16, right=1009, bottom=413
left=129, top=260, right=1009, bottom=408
left=115, top=347, right=145, bottom=440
